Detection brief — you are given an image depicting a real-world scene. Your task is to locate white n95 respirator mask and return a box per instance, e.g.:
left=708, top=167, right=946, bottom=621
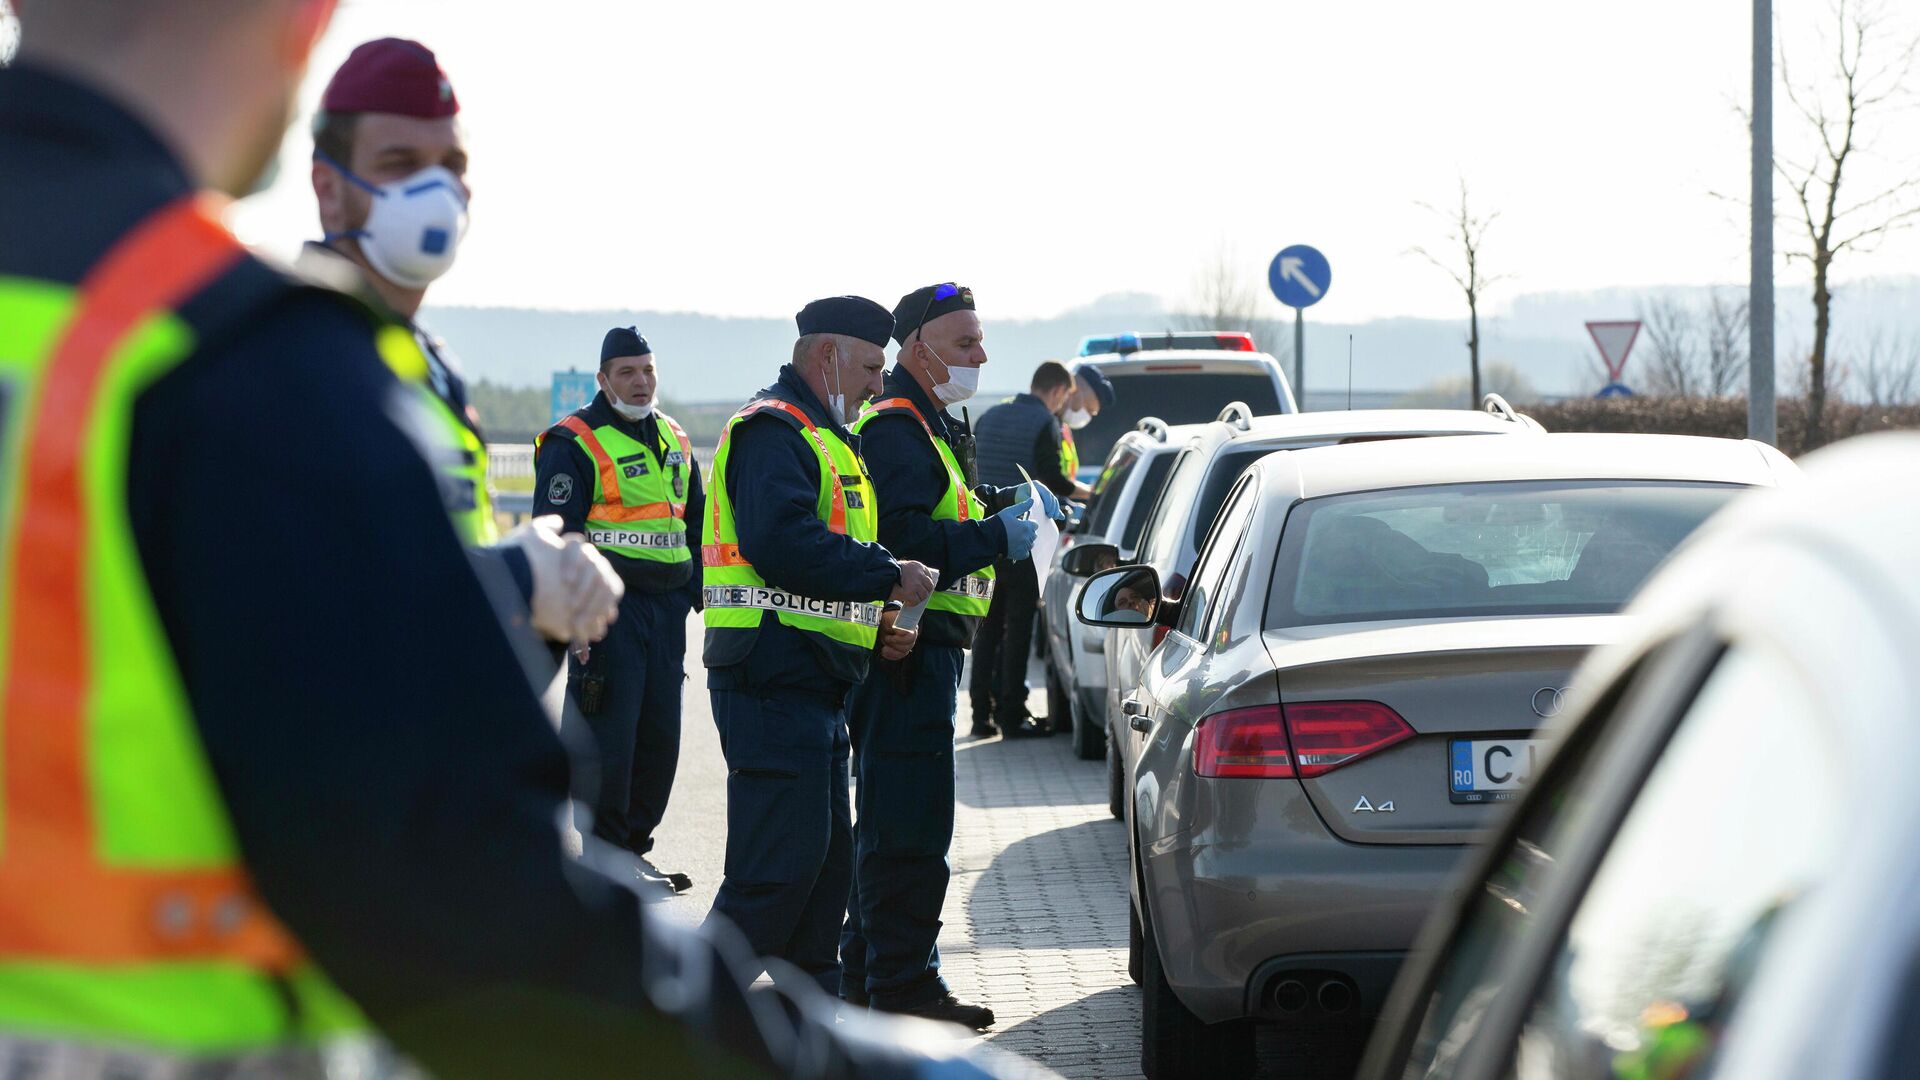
left=323, top=156, right=469, bottom=289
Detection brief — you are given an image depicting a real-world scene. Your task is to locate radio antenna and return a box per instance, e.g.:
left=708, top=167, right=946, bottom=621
left=1347, top=335, right=1355, bottom=410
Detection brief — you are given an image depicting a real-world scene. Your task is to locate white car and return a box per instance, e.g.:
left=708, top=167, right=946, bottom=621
left=1356, top=436, right=1920, bottom=1080
left=1040, top=417, right=1202, bottom=759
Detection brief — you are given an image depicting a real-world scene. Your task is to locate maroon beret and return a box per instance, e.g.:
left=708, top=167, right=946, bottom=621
left=320, top=38, right=459, bottom=119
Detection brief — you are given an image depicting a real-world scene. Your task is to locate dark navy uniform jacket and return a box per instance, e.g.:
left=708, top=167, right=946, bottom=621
left=972, top=391, right=1076, bottom=498
left=533, top=390, right=706, bottom=603
left=0, top=62, right=741, bottom=1074
left=858, top=367, right=1011, bottom=649
left=706, top=366, right=901, bottom=697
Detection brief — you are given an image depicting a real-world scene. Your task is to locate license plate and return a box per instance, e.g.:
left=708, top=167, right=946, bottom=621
left=1449, top=738, right=1546, bottom=804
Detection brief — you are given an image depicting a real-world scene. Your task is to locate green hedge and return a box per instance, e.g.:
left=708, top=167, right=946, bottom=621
left=1524, top=397, right=1920, bottom=457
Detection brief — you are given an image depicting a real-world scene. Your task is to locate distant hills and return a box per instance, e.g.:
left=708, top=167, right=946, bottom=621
left=423, top=276, right=1920, bottom=405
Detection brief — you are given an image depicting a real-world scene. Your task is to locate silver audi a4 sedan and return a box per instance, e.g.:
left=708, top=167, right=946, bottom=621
left=1074, top=432, right=1796, bottom=1079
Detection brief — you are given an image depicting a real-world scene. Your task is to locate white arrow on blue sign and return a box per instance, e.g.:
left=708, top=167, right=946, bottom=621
left=1268, top=245, right=1332, bottom=309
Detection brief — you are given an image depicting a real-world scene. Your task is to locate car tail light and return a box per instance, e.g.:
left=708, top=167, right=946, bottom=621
left=1282, top=701, right=1415, bottom=777
left=1194, top=701, right=1416, bottom=780
left=1141, top=363, right=1203, bottom=372
left=1195, top=705, right=1294, bottom=778
left=1213, top=333, right=1256, bottom=351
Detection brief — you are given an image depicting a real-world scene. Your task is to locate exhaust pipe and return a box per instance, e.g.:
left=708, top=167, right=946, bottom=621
left=1316, top=979, right=1355, bottom=1014
left=1269, top=979, right=1309, bottom=1013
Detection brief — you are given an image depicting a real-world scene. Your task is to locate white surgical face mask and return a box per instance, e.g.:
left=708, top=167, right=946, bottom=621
left=324, top=157, right=469, bottom=289
left=922, top=342, right=980, bottom=405
left=825, top=345, right=850, bottom=426
left=1063, top=406, right=1093, bottom=430
left=609, top=398, right=655, bottom=422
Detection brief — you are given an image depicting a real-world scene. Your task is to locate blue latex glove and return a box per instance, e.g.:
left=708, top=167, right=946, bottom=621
left=995, top=493, right=1039, bottom=560
left=1021, top=481, right=1063, bottom=522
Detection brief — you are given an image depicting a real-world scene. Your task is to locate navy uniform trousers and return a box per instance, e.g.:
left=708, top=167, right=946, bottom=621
left=709, top=687, right=854, bottom=994
left=568, top=586, right=690, bottom=855
left=840, top=645, right=963, bottom=1008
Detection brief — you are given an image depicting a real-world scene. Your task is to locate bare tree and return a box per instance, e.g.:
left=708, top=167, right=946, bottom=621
left=1179, top=247, right=1288, bottom=361
left=1412, top=180, right=1510, bottom=405
left=1776, top=0, right=1920, bottom=446
left=1704, top=289, right=1751, bottom=396
left=1854, top=329, right=1920, bottom=405
left=1638, top=297, right=1704, bottom=398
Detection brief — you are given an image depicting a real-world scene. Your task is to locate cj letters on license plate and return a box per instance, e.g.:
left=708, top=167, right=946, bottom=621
left=1449, top=739, right=1546, bottom=804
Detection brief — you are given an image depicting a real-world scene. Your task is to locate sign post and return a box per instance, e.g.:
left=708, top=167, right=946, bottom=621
left=550, top=369, right=597, bottom=423
left=1585, top=320, right=1642, bottom=398
left=1268, top=245, right=1332, bottom=407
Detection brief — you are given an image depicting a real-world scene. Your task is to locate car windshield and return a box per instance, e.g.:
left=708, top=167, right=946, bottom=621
left=1266, top=480, right=1744, bottom=627
left=1071, top=371, right=1282, bottom=469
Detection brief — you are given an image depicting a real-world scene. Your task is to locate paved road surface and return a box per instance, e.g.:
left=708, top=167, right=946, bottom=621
left=640, top=611, right=1361, bottom=1078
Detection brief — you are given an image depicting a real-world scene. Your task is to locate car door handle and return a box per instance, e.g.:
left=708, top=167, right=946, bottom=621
left=1123, top=694, right=1154, bottom=731
left=1129, top=714, right=1152, bottom=733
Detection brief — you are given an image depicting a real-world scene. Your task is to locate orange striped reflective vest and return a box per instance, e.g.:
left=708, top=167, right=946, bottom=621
left=0, top=196, right=366, bottom=1052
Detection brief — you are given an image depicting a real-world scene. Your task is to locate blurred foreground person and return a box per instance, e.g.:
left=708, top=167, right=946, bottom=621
left=703, top=298, right=936, bottom=995
left=536, top=327, right=702, bottom=893
left=0, top=3, right=1030, bottom=1076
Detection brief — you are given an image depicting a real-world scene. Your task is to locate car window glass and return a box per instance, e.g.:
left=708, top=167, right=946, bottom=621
left=1176, top=479, right=1255, bottom=640
left=1269, top=481, right=1743, bottom=628
left=1400, top=660, right=1635, bottom=1079
left=1119, top=451, right=1177, bottom=552
left=1505, top=645, right=1834, bottom=1080
left=1188, top=447, right=1269, bottom=553
left=1070, top=370, right=1282, bottom=468
left=1086, top=446, right=1141, bottom=536
left=1133, top=445, right=1209, bottom=571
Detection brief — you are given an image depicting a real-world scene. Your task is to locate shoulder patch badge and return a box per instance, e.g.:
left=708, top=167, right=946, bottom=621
left=547, top=474, right=575, bottom=504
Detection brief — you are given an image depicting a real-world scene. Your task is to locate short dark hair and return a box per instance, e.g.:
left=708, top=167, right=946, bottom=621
left=1031, top=361, right=1072, bottom=395
left=311, top=109, right=360, bottom=166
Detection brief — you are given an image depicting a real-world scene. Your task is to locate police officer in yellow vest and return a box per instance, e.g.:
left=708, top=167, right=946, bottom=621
left=0, top=5, right=1023, bottom=1077
left=1055, top=364, right=1113, bottom=502
left=304, top=38, right=501, bottom=546
left=703, top=297, right=936, bottom=995
left=534, top=327, right=702, bottom=893
left=837, top=284, right=1050, bottom=1029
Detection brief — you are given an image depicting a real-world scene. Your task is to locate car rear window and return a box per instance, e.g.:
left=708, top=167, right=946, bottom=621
left=1266, top=480, right=1743, bottom=627
left=1071, top=371, right=1282, bottom=469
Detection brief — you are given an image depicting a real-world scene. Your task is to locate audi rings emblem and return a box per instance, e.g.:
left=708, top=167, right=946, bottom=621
left=1531, top=686, right=1571, bottom=719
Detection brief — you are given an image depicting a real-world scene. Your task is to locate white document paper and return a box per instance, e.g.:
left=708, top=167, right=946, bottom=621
left=1016, top=466, right=1061, bottom=595
left=893, top=595, right=932, bottom=632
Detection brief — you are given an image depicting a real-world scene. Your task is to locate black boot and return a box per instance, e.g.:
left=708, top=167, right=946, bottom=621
left=879, top=993, right=995, bottom=1031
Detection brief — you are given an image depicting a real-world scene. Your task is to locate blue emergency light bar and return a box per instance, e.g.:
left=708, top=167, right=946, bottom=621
left=1078, top=331, right=1256, bottom=356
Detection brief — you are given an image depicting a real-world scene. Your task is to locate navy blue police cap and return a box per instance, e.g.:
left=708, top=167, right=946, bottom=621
left=1076, top=364, right=1116, bottom=408
left=795, top=296, right=894, bottom=348
left=891, top=282, right=976, bottom=345
left=601, top=326, right=651, bottom=362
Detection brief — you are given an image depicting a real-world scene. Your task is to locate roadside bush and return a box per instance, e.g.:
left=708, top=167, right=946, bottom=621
left=1524, top=396, right=1920, bottom=458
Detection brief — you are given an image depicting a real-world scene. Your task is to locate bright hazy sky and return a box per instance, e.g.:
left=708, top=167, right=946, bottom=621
left=232, top=0, right=1920, bottom=325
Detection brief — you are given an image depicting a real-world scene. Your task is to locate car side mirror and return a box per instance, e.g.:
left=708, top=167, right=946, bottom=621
left=1076, top=565, right=1163, bottom=628
left=1062, top=542, right=1119, bottom=578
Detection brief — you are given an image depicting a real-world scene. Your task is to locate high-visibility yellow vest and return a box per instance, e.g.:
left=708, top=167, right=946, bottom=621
left=702, top=397, right=883, bottom=673
left=536, top=411, right=693, bottom=563
left=1059, top=422, right=1080, bottom=480
left=0, top=196, right=366, bottom=1052
left=852, top=397, right=994, bottom=622
left=373, top=330, right=498, bottom=546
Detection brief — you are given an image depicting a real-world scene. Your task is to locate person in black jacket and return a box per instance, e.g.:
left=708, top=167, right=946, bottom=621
left=837, top=284, right=1044, bottom=1029
left=535, top=328, right=705, bottom=894
left=967, top=362, right=1080, bottom=736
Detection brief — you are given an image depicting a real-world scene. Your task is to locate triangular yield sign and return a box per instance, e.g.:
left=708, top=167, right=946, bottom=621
left=1586, top=321, right=1642, bottom=382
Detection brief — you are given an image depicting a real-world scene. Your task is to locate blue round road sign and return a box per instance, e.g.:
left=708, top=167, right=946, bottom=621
left=1269, top=245, right=1332, bottom=309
